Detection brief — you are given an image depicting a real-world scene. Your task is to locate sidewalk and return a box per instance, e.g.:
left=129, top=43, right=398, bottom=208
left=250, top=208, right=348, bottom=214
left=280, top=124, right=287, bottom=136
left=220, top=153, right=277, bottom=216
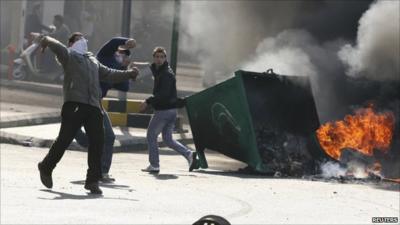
left=0, top=80, right=194, bottom=151
left=0, top=122, right=193, bottom=152
left=0, top=109, right=193, bottom=152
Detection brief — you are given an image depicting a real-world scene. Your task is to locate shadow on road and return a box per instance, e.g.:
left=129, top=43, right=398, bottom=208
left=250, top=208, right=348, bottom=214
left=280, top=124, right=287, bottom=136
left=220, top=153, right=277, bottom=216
left=369, top=183, right=400, bottom=192
left=151, top=173, right=179, bottom=180
left=39, top=189, right=103, bottom=200
left=70, top=180, right=135, bottom=192
left=194, top=169, right=278, bottom=179
left=38, top=189, right=139, bottom=201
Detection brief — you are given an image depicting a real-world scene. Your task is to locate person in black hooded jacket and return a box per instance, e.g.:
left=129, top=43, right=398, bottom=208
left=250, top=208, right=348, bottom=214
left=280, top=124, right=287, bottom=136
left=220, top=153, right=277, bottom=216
left=138, top=47, right=196, bottom=173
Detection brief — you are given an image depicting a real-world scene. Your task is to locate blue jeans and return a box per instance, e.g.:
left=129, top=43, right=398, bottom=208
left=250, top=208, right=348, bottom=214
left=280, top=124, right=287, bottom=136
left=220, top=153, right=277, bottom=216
left=147, top=109, right=191, bottom=168
left=75, top=110, right=115, bottom=174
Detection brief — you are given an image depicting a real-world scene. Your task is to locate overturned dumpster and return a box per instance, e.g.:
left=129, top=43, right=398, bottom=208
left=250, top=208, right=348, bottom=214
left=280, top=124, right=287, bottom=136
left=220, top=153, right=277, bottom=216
left=185, top=69, right=321, bottom=175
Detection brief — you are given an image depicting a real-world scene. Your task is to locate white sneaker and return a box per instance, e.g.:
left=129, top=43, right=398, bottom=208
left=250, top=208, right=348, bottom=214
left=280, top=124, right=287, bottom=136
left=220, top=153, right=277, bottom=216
left=141, top=165, right=160, bottom=173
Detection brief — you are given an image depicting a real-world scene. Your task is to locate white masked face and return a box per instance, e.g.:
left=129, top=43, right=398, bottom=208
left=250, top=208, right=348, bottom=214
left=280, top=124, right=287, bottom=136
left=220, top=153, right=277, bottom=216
left=69, top=38, right=88, bottom=55
left=115, top=53, right=124, bottom=64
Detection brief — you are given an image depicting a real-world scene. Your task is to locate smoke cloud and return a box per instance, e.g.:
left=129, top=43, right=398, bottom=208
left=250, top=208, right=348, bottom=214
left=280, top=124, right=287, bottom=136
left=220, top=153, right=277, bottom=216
left=179, top=1, right=371, bottom=82
left=242, top=29, right=321, bottom=77
left=239, top=29, right=347, bottom=122
left=338, top=1, right=400, bottom=81
left=179, top=1, right=301, bottom=81
left=179, top=0, right=397, bottom=123
left=320, top=161, right=371, bottom=179
left=320, top=161, right=346, bottom=178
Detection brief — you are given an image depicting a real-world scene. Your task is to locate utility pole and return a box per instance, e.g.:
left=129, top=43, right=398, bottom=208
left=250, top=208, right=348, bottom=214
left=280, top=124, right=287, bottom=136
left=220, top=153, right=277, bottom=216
left=119, top=0, right=132, bottom=99
left=170, top=0, right=181, bottom=74
left=121, top=0, right=132, bottom=36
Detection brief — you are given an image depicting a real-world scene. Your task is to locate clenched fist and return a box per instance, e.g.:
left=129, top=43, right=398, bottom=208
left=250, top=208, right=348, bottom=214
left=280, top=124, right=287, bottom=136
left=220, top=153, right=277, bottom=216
left=129, top=67, right=139, bottom=80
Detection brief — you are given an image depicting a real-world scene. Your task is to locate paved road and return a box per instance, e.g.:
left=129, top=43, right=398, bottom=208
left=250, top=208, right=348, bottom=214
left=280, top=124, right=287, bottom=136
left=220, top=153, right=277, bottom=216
left=0, top=102, right=59, bottom=119
left=1, top=143, right=399, bottom=224
left=0, top=86, right=61, bottom=110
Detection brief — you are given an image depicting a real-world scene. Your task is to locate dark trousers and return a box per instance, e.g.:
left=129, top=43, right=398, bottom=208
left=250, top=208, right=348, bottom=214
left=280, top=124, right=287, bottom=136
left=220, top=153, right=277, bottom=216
left=40, top=102, right=104, bottom=183
left=74, top=109, right=116, bottom=174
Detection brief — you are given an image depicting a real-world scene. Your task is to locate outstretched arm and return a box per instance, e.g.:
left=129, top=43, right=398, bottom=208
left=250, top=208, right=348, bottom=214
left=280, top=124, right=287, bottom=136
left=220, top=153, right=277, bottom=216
left=98, top=62, right=139, bottom=83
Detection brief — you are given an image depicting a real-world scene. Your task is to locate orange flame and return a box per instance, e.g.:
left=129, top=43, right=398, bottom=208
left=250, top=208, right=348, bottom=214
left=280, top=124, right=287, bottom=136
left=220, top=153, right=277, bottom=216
left=316, top=106, right=395, bottom=160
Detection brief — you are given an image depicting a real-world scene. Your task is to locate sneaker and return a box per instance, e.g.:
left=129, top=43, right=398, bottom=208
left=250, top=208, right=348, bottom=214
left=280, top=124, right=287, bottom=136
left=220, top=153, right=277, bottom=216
left=38, top=162, right=53, bottom=188
left=141, top=165, right=160, bottom=173
left=100, top=173, right=115, bottom=183
left=188, top=152, right=198, bottom=172
left=84, top=182, right=103, bottom=195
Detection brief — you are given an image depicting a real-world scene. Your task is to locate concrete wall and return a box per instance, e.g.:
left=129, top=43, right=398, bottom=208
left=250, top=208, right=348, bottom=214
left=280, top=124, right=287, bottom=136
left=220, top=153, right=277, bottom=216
left=0, top=0, right=26, bottom=73
left=0, top=0, right=176, bottom=65
left=0, top=0, right=26, bottom=50
left=42, top=0, right=64, bottom=26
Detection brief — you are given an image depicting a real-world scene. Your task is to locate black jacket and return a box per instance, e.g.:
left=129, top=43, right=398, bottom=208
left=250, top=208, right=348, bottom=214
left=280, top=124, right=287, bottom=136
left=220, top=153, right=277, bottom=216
left=146, top=62, right=184, bottom=110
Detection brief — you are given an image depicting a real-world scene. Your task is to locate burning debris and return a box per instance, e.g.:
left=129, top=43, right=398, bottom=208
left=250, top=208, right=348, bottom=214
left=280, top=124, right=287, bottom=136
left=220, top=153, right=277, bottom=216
left=255, top=123, right=314, bottom=177
left=248, top=102, right=399, bottom=186
left=316, top=105, right=395, bottom=160
left=306, top=160, right=400, bottom=188
left=313, top=104, right=399, bottom=184
left=319, top=153, right=379, bottom=180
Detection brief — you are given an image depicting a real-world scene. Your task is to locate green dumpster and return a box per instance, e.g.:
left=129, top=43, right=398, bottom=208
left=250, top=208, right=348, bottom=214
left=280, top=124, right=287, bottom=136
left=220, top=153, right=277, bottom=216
left=185, top=69, right=320, bottom=173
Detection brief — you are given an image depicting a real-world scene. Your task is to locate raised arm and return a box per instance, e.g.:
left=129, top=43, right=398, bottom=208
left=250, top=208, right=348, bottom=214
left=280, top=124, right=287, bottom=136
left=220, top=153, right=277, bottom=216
left=96, top=37, right=129, bottom=59
left=38, top=35, right=69, bottom=65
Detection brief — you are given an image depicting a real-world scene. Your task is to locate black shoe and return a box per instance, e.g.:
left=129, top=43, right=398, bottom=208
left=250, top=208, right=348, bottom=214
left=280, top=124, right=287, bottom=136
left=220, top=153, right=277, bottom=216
left=38, top=162, right=53, bottom=188
left=100, top=174, right=115, bottom=183
left=100, top=177, right=115, bottom=183
left=189, top=152, right=198, bottom=172
left=84, top=182, right=103, bottom=195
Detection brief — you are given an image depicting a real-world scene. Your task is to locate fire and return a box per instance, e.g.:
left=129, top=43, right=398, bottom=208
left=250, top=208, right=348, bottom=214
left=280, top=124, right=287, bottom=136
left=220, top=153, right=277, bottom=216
left=316, top=106, right=395, bottom=160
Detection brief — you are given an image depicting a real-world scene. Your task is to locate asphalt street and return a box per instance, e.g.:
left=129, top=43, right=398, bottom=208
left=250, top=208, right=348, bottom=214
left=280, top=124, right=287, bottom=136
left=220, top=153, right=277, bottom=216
left=1, top=143, right=399, bottom=224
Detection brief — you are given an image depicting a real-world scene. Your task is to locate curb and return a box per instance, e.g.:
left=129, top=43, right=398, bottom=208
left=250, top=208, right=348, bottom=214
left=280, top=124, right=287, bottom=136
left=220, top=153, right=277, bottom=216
left=0, top=80, right=195, bottom=150
left=0, top=111, right=61, bottom=128
left=0, top=130, right=79, bottom=149
left=0, top=130, right=194, bottom=152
